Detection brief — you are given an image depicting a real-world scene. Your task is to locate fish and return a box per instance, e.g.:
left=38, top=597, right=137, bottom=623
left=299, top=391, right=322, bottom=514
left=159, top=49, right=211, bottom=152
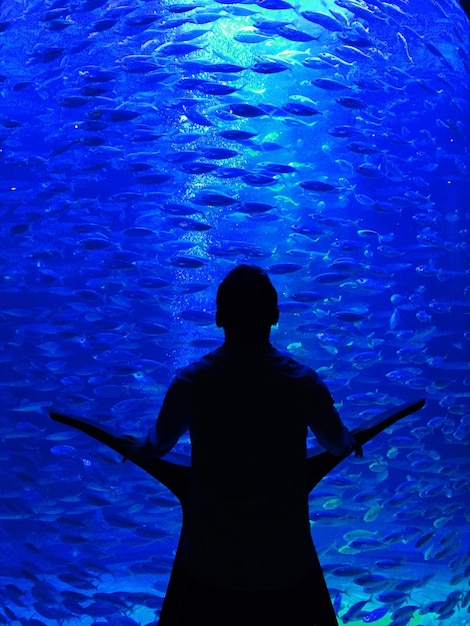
left=219, top=129, right=258, bottom=141
left=336, top=95, right=367, bottom=108
left=276, top=25, right=318, bottom=42
left=300, top=11, right=344, bottom=32
left=234, top=30, right=272, bottom=44
left=282, top=102, right=322, bottom=116
left=226, top=103, right=269, bottom=117
left=251, top=58, right=292, bottom=74
left=300, top=180, right=338, bottom=192
left=312, top=77, right=351, bottom=90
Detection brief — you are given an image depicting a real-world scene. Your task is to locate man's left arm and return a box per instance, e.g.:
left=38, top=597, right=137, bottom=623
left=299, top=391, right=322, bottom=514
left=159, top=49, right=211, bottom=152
left=307, top=378, right=362, bottom=457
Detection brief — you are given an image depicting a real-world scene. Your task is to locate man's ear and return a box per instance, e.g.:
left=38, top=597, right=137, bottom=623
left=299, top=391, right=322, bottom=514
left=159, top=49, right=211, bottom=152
left=271, top=308, right=279, bottom=326
left=215, top=311, right=224, bottom=328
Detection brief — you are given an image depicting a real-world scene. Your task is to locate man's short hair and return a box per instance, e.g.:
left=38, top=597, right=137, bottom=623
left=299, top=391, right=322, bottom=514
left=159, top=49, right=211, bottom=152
left=216, top=265, right=278, bottom=330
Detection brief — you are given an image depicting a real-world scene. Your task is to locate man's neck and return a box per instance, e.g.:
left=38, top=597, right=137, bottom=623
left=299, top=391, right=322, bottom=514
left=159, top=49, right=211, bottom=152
left=224, top=336, right=272, bottom=351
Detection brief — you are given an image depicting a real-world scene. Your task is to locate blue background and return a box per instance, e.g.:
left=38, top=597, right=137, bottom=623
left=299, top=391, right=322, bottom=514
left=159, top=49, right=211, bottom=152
left=0, top=0, right=469, bottom=624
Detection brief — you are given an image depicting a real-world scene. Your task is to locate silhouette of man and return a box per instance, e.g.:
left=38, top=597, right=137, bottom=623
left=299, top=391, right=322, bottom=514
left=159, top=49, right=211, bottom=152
left=135, top=265, right=358, bottom=625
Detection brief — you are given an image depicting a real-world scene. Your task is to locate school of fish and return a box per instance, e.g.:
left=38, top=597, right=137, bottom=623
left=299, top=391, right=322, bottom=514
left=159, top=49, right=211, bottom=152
left=0, top=0, right=469, bottom=623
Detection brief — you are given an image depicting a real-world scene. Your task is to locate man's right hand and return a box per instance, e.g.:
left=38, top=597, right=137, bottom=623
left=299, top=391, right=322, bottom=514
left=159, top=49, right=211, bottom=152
left=115, top=434, right=146, bottom=462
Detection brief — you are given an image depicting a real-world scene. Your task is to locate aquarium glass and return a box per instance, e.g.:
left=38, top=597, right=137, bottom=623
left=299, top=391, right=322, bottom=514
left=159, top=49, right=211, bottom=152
left=0, top=0, right=469, bottom=624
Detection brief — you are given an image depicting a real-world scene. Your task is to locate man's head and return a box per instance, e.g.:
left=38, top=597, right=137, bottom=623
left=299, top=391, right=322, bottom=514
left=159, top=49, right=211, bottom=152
left=216, top=265, right=279, bottom=342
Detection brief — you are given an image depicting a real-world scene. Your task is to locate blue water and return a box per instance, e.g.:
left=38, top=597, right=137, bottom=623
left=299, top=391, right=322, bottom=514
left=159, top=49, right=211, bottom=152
left=1, top=0, right=469, bottom=624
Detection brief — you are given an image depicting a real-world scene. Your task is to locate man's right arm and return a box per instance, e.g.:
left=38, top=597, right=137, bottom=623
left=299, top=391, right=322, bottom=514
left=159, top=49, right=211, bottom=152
left=142, top=377, right=191, bottom=458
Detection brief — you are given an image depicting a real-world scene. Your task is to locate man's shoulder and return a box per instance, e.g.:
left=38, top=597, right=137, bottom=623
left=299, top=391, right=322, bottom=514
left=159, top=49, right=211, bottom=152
left=177, top=346, right=225, bottom=378
left=269, top=346, right=321, bottom=382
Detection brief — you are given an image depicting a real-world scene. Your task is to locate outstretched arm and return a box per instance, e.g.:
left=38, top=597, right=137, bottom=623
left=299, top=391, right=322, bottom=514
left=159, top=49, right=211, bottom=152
left=144, top=377, right=191, bottom=457
left=117, top=376, right=190, bottom=459
left=306, top=382, right=362, bottom=457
